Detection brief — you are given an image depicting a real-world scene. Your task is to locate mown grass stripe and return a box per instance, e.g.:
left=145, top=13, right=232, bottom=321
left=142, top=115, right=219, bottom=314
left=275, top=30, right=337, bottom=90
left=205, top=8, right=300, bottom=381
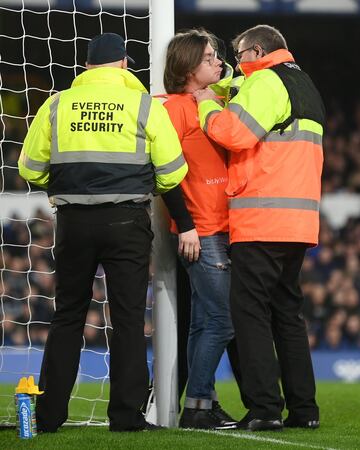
left=184, top=428, right=339, bottom=450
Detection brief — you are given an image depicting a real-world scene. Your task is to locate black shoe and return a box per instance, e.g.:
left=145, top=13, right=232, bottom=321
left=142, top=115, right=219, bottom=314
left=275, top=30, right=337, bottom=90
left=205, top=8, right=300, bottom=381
left=284, top=417, right=319, bottom=429
left=36, top=422, right=58, bottom=433
left=142, top=422, right=166, bottom=431
left=235, top=413, right=283, bottom=432
left=179, top=407, right=237, bottom=430
left=212, top=401, right=237, bottom=425
left=37, top=428, right=57, bottom=433
left=110, top=421, right=165, bottom=432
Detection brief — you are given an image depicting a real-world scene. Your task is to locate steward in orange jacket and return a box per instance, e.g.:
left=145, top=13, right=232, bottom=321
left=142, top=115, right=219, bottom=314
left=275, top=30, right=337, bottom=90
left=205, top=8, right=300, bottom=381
left=197, top=50, right=324, bottom=246
left=194, top=25, right=324, bottom=432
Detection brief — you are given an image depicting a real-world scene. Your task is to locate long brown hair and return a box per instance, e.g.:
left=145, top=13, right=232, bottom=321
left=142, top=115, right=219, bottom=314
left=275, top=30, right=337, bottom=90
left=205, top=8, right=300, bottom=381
left=164, top=29, right=216, bottom=94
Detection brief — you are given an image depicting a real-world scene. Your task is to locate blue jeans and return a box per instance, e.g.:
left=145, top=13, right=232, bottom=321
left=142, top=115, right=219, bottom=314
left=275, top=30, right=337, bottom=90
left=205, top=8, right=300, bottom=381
left=178, top=233, right=234, bottom=404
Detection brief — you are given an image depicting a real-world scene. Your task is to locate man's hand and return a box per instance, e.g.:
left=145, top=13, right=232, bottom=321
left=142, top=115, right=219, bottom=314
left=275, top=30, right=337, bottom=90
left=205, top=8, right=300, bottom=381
left=193, top=88, right=218, bottom=104
left=178, top=228, right=201, bottom=262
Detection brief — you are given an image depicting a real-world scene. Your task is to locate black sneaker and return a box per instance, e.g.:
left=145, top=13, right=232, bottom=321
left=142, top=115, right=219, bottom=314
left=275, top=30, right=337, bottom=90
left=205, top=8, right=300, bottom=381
left=212, top=401, right=237, bottom=425
left=179, top=407, right=237, bottom=430
left=142, top=422, right=166, bottom=431
left=235, top=412, right=283, bottom=432
left=284, top=417, right=320, bottom=429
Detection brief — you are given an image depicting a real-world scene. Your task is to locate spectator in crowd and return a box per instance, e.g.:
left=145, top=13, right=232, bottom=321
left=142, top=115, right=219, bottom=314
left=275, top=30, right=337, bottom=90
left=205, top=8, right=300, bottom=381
left=303, top=216, right=360, bottom=350
left=322, top=99, right=360, bottom=193
left=17, top=32, right=187, bottom=433
left=344, top=315, right=360, bottom=347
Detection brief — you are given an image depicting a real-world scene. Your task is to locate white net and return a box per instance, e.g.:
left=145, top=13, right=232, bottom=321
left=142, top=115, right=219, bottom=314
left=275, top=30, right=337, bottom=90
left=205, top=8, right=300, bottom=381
left=0, top=0, right=153, bottom=426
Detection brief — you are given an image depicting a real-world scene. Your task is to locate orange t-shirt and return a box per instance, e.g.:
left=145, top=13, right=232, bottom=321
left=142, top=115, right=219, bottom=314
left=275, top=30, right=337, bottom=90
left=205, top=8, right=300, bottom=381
left=164, top=94, right=228, bottom=236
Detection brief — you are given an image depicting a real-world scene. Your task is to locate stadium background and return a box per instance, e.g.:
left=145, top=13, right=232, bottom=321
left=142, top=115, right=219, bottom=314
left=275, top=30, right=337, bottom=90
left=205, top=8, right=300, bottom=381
left=1, top=0, right=360, bottom=387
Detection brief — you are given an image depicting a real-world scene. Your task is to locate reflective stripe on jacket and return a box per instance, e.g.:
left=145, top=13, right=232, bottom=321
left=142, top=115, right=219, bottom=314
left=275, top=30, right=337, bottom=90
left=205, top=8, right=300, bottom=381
left=198, top=49, right=323, bottom=245
left=18, top=67, right=187, bottom=205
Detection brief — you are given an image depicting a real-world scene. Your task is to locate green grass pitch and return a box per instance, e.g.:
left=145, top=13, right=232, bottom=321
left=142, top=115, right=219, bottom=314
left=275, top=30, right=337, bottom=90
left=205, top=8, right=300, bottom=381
left=1, top=381, right=359, bottom=449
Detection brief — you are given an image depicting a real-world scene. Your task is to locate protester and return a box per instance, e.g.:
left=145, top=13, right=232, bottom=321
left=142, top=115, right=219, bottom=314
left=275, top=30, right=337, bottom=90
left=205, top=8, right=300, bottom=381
left=162, top=29, right=237, bottom=429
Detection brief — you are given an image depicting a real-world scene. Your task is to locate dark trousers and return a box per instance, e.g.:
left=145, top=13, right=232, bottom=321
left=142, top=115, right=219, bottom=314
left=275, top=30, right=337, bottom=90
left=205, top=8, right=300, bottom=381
left=36, top=204, right=153, bottom=431
left=230, top=242, right=319, bottom=421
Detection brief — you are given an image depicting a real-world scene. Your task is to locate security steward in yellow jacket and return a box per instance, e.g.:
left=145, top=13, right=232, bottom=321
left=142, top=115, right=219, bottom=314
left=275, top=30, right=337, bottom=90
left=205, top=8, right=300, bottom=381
left=18, top=33, right=187, bottom=433
left=194, top=25, right=324, bottom=432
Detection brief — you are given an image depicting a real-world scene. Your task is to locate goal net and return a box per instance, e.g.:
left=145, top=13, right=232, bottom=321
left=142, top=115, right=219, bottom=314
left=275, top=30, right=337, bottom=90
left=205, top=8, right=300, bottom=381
left=0, top=0, right=174, bottom=427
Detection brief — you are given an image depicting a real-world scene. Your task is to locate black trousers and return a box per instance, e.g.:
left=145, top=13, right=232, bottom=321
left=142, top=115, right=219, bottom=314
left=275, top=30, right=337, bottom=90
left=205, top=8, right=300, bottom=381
left=36, top=204, right=153, bottom=431
left=230, top=242, right=319, bottom=421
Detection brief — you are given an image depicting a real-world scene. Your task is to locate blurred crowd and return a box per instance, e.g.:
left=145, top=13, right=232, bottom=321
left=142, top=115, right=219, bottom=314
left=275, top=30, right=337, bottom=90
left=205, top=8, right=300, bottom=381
left=1, top=95, right=360, bottom=351
left=0, top=209, right=154, bottom=349
left=1, top=210, right=360, bottom=351
left=303, top=216, right=360, bottom=350
left=322, top=99, right=360, bottom=194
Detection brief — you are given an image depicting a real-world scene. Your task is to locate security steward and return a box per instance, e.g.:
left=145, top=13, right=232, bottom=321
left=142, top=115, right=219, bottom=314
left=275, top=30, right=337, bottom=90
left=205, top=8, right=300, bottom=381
left=194, top=25, right=324, bottom=431
left=18, top=32, right=188, bottom=432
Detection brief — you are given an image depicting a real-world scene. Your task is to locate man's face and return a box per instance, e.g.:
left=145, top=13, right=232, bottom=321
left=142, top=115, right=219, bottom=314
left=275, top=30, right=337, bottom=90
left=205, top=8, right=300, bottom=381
left=236, top=39, right=258, bottom=64
left=190, top=43, right=223, bottom=89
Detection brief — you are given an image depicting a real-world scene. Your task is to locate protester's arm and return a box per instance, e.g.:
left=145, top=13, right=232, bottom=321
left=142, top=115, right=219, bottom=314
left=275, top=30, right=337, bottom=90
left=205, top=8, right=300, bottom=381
left=161, top=98, right=203, bottom=261
left=178, top=228, right=201, bottom=262
left=162, top=185, right=201, bottom=262
left=162, top=185, right=194, bottom=233
left=18, top=96, right=54, bottom=188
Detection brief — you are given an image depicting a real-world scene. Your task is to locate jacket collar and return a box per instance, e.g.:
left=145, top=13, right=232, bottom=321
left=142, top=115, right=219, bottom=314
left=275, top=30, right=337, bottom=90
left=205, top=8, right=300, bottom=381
left=239, top=49, right=295, bottom=78
left=210, top=61, right=234, bottom=90
left=71, top=67, right=148, bottom=93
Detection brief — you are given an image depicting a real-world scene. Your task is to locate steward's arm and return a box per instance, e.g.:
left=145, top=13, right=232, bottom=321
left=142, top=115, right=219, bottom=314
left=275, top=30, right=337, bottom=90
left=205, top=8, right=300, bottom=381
left=198, top=70, right=288, bottom=152
left=18, top=96, right=54, bottom=188
left=147, top=98, right=188, bottom=193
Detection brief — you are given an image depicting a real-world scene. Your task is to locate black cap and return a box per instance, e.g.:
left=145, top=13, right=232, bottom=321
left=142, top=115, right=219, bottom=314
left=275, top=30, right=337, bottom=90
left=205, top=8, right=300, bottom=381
left=87, top=33, right=135, bottom=65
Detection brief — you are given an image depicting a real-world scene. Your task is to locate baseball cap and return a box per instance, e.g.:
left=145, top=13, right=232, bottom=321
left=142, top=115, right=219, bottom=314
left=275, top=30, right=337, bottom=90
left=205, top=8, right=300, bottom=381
left=87, top=33, right=135, bottom=65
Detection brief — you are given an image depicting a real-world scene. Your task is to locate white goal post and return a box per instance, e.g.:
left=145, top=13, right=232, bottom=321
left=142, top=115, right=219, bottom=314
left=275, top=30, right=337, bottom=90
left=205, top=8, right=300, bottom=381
left=149, top=0, right=178, bottom=428
left=0, top=0, right=177, bottom=428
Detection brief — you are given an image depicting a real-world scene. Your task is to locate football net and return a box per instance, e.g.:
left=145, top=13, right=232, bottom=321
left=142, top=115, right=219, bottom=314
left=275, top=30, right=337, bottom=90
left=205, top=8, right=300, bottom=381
left=0, top=0, right=173, bottom=427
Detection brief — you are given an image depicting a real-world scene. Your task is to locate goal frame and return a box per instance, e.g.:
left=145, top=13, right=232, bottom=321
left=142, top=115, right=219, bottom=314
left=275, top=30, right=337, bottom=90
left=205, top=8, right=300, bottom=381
left=0, top=0, right=178, bottom=429
left=149, top=0, right=178, bottom=428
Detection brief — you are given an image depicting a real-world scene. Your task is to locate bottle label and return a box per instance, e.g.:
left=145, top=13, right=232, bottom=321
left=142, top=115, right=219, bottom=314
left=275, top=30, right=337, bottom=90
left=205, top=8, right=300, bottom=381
left=15, top=394, right=37, bottom=439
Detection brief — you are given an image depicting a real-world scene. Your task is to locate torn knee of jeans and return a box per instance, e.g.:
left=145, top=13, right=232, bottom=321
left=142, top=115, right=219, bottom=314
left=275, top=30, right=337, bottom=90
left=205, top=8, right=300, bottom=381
left=215, top=261, right=230, bottom=271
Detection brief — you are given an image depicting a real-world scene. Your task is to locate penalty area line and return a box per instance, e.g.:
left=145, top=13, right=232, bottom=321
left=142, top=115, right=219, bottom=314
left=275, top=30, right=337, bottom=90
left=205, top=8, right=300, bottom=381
left=181, top=428, right=339, bottom=450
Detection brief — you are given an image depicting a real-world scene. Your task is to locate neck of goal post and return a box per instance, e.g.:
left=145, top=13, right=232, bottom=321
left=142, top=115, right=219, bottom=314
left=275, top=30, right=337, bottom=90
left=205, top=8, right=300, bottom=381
left=149, top=0, right=178, bottom=428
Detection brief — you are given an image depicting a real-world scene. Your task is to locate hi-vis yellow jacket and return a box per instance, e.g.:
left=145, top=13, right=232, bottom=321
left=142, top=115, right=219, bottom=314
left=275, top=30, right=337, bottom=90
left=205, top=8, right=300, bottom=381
left=198, top=49, right=323, bottom=245
left=18, top=67, right=188, bottom=205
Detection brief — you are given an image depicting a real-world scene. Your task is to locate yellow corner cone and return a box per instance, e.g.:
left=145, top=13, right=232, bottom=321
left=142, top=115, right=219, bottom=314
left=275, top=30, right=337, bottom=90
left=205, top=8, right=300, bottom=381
left=15, top=376, right=44, bottom=395
left=15, top=377, right=28, bottom=394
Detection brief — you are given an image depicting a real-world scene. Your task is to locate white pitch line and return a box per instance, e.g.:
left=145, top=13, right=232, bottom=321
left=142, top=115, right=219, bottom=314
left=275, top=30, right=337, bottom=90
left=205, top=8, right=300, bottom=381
left=182, top=428, right=340, bottom=450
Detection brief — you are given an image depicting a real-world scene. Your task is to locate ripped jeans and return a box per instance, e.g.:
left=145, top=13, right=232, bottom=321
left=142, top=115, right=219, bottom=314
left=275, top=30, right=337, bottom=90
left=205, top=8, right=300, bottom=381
left=179, top=233, right=234, bottom=404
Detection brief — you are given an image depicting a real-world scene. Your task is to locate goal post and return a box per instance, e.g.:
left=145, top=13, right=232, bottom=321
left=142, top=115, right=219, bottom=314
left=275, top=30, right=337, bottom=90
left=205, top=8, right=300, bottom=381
left=0, top=0, right=178, bottom=428
left=150, top=0, right=178, bottom=428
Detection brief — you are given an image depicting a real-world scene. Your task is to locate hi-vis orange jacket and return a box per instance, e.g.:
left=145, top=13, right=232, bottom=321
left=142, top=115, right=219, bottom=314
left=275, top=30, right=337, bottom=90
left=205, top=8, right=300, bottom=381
left=164, top=94, right=228, bottom=236
left=198, top=49, right=324, bottom=245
